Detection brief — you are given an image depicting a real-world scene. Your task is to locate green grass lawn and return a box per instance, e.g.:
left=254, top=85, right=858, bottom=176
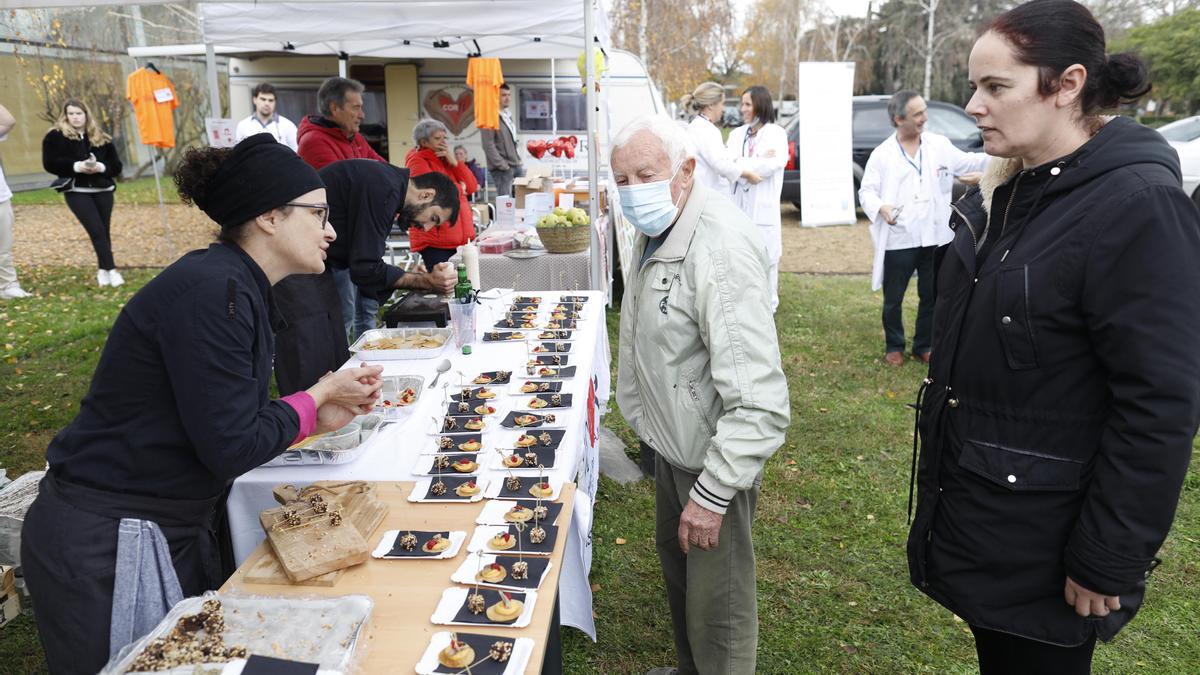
left=10, top=177, right=180, bottom=206
left=1, top=269, right=1196, bottom=673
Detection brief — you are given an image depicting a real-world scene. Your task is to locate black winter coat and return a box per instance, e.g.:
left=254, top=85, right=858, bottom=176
left=908, top=116, right=1200, bottom=646
left=41, top=128, right=123, bottom=190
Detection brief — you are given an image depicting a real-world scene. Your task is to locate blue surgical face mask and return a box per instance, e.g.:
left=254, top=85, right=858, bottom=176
left=618, top=163, right=682, bottom=237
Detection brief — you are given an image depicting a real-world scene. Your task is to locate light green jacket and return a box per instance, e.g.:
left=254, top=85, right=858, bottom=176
left=617, top=183, right=790, bottom=513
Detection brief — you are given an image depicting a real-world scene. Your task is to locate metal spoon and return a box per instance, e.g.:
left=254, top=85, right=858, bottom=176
left=428, top=359, right=452, bottom=389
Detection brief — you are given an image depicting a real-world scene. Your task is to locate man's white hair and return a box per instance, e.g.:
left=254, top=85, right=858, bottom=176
left=610, top=115, right=695, bottom=167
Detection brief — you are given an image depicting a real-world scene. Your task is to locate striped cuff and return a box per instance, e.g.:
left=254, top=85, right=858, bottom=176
left=688, top=470, right=738, bottom=515
left=280, top=392, right=318, bottom=445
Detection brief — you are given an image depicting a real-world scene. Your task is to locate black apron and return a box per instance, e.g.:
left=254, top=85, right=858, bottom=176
left=272, top=271, right=349, bottom=395
left=20, top=472, right=226, bottom=675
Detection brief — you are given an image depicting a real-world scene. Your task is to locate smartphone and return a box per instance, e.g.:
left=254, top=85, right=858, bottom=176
left=888, top=205, right=904, bottom=225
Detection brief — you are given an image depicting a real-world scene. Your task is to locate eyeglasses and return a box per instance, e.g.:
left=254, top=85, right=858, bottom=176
left=285, top=202, right=330, bottom=229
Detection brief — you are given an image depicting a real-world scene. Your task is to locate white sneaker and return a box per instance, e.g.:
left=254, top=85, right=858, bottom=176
left=97, top=269, right=110, bottom=287
left=107, top=269, right=125, bottom=287
left=1, top=284, right=31, bottom=299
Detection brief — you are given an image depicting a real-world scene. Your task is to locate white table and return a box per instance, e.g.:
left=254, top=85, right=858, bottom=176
left=226, top=290, right=609, bottom=639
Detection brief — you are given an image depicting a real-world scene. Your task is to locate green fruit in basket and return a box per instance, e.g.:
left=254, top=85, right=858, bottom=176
left=553, top=206, right=569, bottom=217
left=538, top=214, right=556, bottom=228
left=568, top=208, right=589, bottom=225
left=555, top=214, right=572, bottom=227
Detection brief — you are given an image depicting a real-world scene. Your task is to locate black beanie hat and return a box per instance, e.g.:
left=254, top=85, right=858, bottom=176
left=195, top=134, right=324, bottom=229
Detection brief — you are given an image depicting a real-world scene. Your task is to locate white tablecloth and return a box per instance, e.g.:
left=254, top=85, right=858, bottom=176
left=226, top=290, right=610, bottom=639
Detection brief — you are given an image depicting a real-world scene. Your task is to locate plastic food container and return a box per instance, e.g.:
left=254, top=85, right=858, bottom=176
left=261, top=414, right=382, bottom=467
left=375, top=375, right=425, bottom=420
left=102, top=591, right=373, bottom=674
left=349, top=327, right=453, bottom=360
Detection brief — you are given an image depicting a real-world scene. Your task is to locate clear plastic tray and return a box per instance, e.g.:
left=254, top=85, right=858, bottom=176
left=101, top=591, right=372, bottom=674
left=375, top=374, right=425, bottom=420
left=261, top=414, right=382, bottom=467
left=349, top=327, right=454, bottom=360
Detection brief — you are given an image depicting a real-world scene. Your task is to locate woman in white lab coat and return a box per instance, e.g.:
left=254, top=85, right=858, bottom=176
left=681, top=82, right=762, bottom=193
left=726, top=86, right=788, bottom=312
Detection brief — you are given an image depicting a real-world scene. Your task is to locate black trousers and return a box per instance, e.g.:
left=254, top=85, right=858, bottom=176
left=971, top=625, right=1098, bottom=675
left=881, top=245, right=935, bottom=354
left=273, top=271, right=350, bottom=395
left=64, top=190, right=116, bottom=270
left=419, top=246, right=456, bottom=270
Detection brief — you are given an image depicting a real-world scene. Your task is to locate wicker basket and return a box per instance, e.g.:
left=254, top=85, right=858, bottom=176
left=536, top=224, right=591, bottom=254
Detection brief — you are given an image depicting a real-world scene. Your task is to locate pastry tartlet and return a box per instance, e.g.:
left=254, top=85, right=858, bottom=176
left=464, top=418, right=485, bottom=430
left=476, top=388, right=496, bottom=399
left=520, top=381, right=540, bottom=393
left=474, top=374, right=493, bottom=384
left=455, top=481, right=480, bottom=497
left=486, top=597, right=524, bottom=623
left=452, top=459, right=478, bottom=473
left=438, top=639, right=475, bottom=668
left=503, top=454, right=524, bottom=468
left=423, top=534, right=450, bottom=553
left=515, top=434, right=538, bottom=447
left=476, top=562, right=507, bottom=583
left=504, top=504, right=533, bottom=523
left=514, top=414, right=538, bottom=427
left=489, top=532, right=516, bottom=551
left=474, top=404, right=497, bottom=416
left=527, top=397, right=548, bottom=409
left=458, top=439, right=482, bottom=452
left=529, top=482, right=554, bottom=498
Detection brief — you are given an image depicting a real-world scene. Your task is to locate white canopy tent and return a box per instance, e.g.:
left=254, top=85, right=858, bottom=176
left=119, top=0, right=612, bottom=297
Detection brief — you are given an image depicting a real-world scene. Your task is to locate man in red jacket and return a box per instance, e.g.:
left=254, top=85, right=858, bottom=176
left=297, top=77, right=385, bottom=170
left=405, top=118, right=477, bottom=268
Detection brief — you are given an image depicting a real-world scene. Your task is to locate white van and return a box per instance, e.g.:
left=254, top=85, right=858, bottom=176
left=227, top=49, right=665, bottom=177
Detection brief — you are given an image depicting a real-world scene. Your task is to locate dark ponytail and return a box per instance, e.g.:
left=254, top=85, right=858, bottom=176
left=987, top=0, right=1151, bottom=115
left=1095, top=52, right=1152, bottom=110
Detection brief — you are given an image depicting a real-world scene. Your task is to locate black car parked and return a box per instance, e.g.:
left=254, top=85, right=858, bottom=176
left=781, top=95, right=983, bottom=214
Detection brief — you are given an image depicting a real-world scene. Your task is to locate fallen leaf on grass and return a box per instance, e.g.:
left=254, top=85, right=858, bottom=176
left=614, top=537, right=627, bottom=545
left=786, top=459, right=797, bottom=465
left=591, top=583, right=601, bottom=593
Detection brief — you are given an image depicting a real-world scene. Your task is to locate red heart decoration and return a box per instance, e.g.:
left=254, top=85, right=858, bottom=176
left=526, top=140, right=547, bottom=159
left=422, top=89, right=475, bottom=135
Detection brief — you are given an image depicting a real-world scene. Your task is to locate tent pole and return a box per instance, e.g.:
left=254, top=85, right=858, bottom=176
left=550, top=57, right=557, bottom=138
left=339, top=52, right=349, bottom=78
left=584, top=0, right=601, bottom=295
left=205, top=42, right=220, bottom=118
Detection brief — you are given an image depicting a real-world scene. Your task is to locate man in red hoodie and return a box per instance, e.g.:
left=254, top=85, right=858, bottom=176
left=405, top=118, right=477, bottom=268
left=297, top=77, right=385, bottom=170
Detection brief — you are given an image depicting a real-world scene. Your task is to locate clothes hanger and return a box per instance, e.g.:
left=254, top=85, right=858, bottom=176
left=144, top=61, right=160, bottom=74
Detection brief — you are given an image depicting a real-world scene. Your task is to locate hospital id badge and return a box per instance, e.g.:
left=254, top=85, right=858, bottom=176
left=153, top=87, right=174, bottom=103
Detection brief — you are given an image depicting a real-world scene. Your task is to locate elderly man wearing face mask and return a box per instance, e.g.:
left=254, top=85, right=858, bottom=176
left=612, top=115, right=790, bottom=675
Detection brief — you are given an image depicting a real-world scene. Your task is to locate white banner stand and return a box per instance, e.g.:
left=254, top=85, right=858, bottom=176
left=797, top=62, right=857, bottom=227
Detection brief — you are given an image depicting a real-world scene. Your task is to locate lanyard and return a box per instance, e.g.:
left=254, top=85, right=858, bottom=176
left=897, top=136, right=922, bottom=176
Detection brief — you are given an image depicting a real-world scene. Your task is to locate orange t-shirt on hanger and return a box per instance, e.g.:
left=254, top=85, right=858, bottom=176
left=126, top=68, right=179, bottom=148
left=466, top=57, right=504, bottom=130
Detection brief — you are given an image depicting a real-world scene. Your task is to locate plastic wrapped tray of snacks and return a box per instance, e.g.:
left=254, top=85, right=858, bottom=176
left=101, top=591, right=373, bottom=674
left=349, top=327, right=453, bottom=360
left=260, top=413, right=382, bottom=467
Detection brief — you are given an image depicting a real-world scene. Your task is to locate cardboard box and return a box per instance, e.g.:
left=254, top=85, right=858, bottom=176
left=0, top=591, right=19, bottom=629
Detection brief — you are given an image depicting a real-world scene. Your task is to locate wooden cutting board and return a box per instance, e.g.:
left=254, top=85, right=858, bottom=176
left=251, top=481, right=388, bottom=585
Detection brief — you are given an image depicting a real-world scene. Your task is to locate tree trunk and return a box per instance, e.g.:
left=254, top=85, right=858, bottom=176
left=923, top=0, right=938, bottom=99
left=638, top=0, right=648, bottom=67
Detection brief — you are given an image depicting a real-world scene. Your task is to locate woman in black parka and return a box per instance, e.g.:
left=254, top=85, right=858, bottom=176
left=908, top=1, right=1200, bottom=672
left=41, top=98, right=125, bottom=286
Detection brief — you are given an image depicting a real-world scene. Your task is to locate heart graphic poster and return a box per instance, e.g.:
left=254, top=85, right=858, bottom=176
left=422, top=87, right=475, bottom=135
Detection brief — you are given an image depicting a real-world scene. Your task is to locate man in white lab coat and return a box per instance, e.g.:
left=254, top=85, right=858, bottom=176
left=858, top=91, right=988, bottom=366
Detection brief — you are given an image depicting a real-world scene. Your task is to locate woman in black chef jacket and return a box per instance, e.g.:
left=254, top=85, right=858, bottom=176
left=20, top=134, right=384, bottom=674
